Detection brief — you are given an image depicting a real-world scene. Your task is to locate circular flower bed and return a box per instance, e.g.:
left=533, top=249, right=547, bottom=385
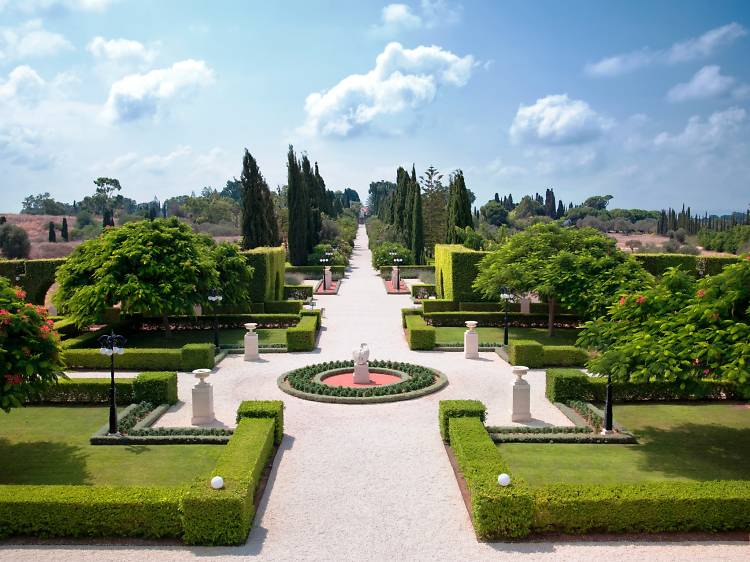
left=277, top=359, right=448, bottom=404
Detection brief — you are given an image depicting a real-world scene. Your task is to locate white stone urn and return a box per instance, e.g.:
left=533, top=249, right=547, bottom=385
left=244, top=323, right=259, bottom=361
left=464, top=321, right=479, bottom=359
left=465, top=321, right=478, bottom=331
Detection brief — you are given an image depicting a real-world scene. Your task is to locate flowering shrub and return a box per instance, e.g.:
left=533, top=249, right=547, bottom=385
left=578, top=258, right=750, bottom=388
left=0, top=276, right=64, bottom=411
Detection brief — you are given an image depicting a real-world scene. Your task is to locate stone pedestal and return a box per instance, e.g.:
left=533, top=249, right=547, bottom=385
left=323, top=266, right=332, bottom=290
left=464, top=320, right=479, bottom=359
left=392, top=266, right=400, bottom=290
left=353, top=362, right=370, bottom=384
left=520, top=298, right=531, bottom=314
left=244, top=323, right=259, bottom=361
left=511, top=366, right=531, bottom=422
left=191, top=369, right=215, bottom=425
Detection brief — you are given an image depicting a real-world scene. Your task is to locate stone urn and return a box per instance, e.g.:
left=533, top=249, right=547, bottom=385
left=244, top=323, right=259, bottom=361
left=464, top=321, right=479, bottom=359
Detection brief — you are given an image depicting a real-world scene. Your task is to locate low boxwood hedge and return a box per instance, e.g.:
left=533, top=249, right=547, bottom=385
left=410, top=283, right=436, bottom=299
left=404, top=314, right=436, bottom=350
left=236, top=400, right=284, bottom=445
left=542, top=345, right=588, bottom=367
left=264, top=300, right=303, bottom=314
left=300, top=308, right=322, bottom=329
left=439, top=399, right=486, bottom=442
left=30, top=371, right=178, bottom=405
left=133, top=313, right=300, bottom=330
left=286, top=315, right=318, bottom=352
left=132, top=371, right=178, bottom=405
left=63, top=348, right=182, bottom=370
left=508, top=340, right=544, bottom=368
left=181, top=343, right=215, bottom=371
left=424, top=311, right=581, bottom=328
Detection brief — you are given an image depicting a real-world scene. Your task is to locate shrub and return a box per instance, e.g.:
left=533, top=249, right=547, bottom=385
left=545, top=369, right=591, bottom=403
left=133, top=371, right=178, bottom=405
left=0, top=485, right=184, bottom=539
left=448, top=416, right=533, bottom=539
left=424, top=311, right=581, bottom=328
left=371, top=242, right=413, bottom=268
left=283, top=284, right=312, bottom=300
left=401, top=307, right=421, bottom=328
left=508, top=340, right=544, bottom=368
left=410, top=283, right=436, bottom=299
left=532, top=481, right=750, bottom=534
left=284, top=265, right=346, bottom=279
left=300, top=309, right=322, bottom=329
left=542, top=346, right=588, bottom=366
left=240, top=246, right=285, bottom=302
left=181, top=418, right=275, bottom=545
left=404, top=314, right=435, bottom=350
left=134, top=313, right=300, bottom=330
left=434, top=244, right=489, bottom=301
left=263, top=300, right=303, bottom=314
left=181, top=343, right=215, bottom=371
left=286, top=315, right=317, bottom=351
left=633, top=253, right=738, bottom=277
left=30, top=377, right=135, bottom=404
left=0, top=224, right=31, bottom=259
left=379, top=265, right=434, bottom=280
left=459, top=302, right=503, bottom=312
left=236, top=399, right=284, bottom=444
left=60, top=329, right=103, bottom=349
left=439, top=399, right=486, bottom=442
left=0, top=258, right=65, bottom=304
left=62, top=348, right=182, bottom=371
left=422, top=299, right=459, bottom=313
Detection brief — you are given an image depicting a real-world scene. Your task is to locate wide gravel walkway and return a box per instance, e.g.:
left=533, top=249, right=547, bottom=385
left=5, top=225, right=747, bottom=561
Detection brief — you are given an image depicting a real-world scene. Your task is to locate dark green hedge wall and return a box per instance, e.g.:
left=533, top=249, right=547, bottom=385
left=0, top=258, right=65, bottom=304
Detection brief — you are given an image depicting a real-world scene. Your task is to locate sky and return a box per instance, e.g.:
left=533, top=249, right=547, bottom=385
left=0, top=0, right=749, bottom=214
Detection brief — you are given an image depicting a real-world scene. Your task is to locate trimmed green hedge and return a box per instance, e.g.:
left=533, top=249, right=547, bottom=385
left=508, top=340, right=544, bottom=368
left=30, top=372, right=178, bottom=405
left=379, top=265, right=434, bottom=280
left=545, top=368, right=747, bottom=403
left=63, top=348, right=182, bottom=370
left=401, top=307, right=422, bottom=328
left=181, top=343, right=215, bottom=371
left=300, top=308, right=322, bottom=329
left=134, top=313, right=300, bottom=330
left=181, top=418, right=275, bottom=546
left=0, top=258, right=65, bottom=304
left=283, top=284, right=313, bottom=300
left=60, top=329, right=104, bottom=349
left=241, top=246, right=286, bottom=302
left=533, top=481, right=750, bottom=534
left=132, top=371, right=178, bottom=405
left=285, top=265, right=346, bottom=278
left=634, top=253, right=739, bottom=277
left=404, top=314, right=436, bottom=350
left=439, top=399, right=486, bottom=442
left=543, top=346, right=588, bottom=367
left=0, top=485, right=184, bottom=539
left=236, top=399, right=284, bottom=444
left=423, top=299, right=458, bottom=313
left=424, top=311, right=581, bottom=328
left=264, top=300, right=303, bottom=314
left=434, top=245, right=489, bottom=302
left=286, top=315, right=317, bottom=351
left=448, top=416, right=534, bottom=539
left=410, top=283, right=436, bottom=299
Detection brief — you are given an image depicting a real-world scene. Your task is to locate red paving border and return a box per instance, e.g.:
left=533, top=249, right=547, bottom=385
left=321, top=371, right=402, bottom=388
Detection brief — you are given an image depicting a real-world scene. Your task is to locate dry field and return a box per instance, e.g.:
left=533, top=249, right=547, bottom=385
left=0, top=213, right=81, bottom=259
left=608, top=232, right=734, bottom=257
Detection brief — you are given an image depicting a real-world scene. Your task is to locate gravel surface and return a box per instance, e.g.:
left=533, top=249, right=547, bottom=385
left=13, top=224, right=747, bottom=561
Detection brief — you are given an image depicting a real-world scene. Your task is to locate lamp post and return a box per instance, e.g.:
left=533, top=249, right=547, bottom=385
left=208, top=288, right=223, bottom=351
left=500, top=287, right=512, bottom=347
left=602, top=373, right=614, bottom=434
left=393, top=257, right=403, bottom=291
left=319, top=257, right=330, bottom=290
left=98, top=330, right=126, bottom=435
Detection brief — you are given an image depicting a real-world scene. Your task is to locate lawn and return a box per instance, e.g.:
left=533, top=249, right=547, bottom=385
left=80, top=328, right=288, bottom=349
left=0, top=406, right=224, bottom=486
left=500, top=403, right=750, bottom=486
left=434, top=326, right=580, bottom=346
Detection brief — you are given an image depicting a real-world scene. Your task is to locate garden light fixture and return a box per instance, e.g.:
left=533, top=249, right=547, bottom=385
left=208, top=288, right=223, bottom=350
left=498, top=473, right=511, bottom=487
left=499, top=287, right=513, bottom=346
left=98, top=330, right=126, bottom=435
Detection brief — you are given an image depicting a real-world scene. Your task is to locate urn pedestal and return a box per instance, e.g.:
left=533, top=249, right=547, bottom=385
left=464, top=321, right=479, bottom=359
left=244, top=323, right=259, bottom=361
left=191, top=369, right=215, bottom=425
left=511, top=366, right=531, bottom=422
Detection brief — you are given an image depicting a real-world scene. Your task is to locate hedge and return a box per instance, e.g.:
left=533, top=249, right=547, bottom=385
left=508, top=340, right=544, bottom=368
left=545, top=368, right=748, bottom=403
left=181, top=343, right=215, bottom=371
left=29, top=372, right=178, bottom=405
left=404, top=314, right=436, bottom=350
left=439, top=399, right=486, bottom=442
left=448, top=416, right=534, bottom=539
left=263, top=300, right=303, bottom=314
left=633, top=253, right=739, bottom=277
left=0, top=485, right=184, bottom=539
left=283, top=284, right=313, bottom=300
left=379, top=265, right=434, bottom=280
left=434, top=245, right=489, bottom=302
left=300, top=308, right=322, bottom=329
left=241, top=246, right=285, bottom=302
left=181, top=418, right=275, bottom=545
left=0, top=258, right=65, bottom=305
left=410, top=283, right=436, bottom=299
left=134, top=313, right=300, bottom=330
left=424, top=311, right=581, bottom=328
left=61, top=329, right=105, bottom=349
left=286, top=315, right=317, bottom=351
left=132, top=371, right=178, bottom=405
left=285, top=265, right=346, bottom=278
left=236, top=399, right=284, bottom=444
left=532, top=481, right=750, bottom=534
left=423, top=299, right=459, bottom=313
left=401, top=307, right=422, bottom=328
left=63, top=344, right=214, bottom=371
left=542, top=346, right=588, bottom=367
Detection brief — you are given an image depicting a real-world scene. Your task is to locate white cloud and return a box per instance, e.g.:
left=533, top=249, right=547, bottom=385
left=102, top=59, right=214, bottom=123
left=0, top=0, right=115, bottom=13
left=87, top=36, right=157, bottom=64
left=0, top=19, right=73, bottom=61
left=667, top=65, right=735, bottom=102
left=0, top=124, right=53, bottom=169
left=0, top=65, right=45, bottom=105
left=509, top=94, right=612, bottom=145
left=654, top=107, right=746, bottom=152
left=140, top=145, right=192, bottom=174
left=586, top=22, right=747, bottom=77
left=372, top=1, right=461, bottom=35
left=302, top=42, right=473, bottom=137
left=486, top=157, right=526, bottom=177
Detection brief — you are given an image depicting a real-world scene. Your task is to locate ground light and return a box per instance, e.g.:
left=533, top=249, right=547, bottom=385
left=98, top=330, right=126, bottom=435
left=208, top=288, right=223, bottom=350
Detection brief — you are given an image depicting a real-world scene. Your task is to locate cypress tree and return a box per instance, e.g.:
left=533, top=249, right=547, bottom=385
left=412, top=181, right=424, bottom=264
left=240, top=149, right=274, bottom=249
left=48, top=221, right=56, bottom=242
left=556, top=200, right=565, bottom=219
left=61, top=217, right=69, bottom=241
left=445, top=170, right=472, bottom=243
left=287, top=145, right=308, bottom=265
left=301, top=155, right=320, bottom=252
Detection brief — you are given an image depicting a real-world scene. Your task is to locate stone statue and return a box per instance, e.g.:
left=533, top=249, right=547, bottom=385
left=352, top=343, right=370, bottom=365
left=352, top=343, right=370, bottom=384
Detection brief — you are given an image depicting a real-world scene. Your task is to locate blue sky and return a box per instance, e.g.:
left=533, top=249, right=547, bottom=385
left=1, top=0, right=749, bottom=213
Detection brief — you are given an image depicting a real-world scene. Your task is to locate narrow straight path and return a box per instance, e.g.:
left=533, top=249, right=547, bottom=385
left=8, top=225, right=747, bottom=562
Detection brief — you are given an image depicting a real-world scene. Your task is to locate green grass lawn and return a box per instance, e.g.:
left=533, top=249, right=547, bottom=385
left=435, top=326, right=580, bottom=346
left=500, top=403, right=750, bottom=486
left=83, top=328, right=288, bottom=349
left=0, top=406, right=224, bottom=486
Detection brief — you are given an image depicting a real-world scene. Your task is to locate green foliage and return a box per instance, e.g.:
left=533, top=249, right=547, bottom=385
left=133, top=371, right=178, bottom=405
left=300, top=308, right=322, bottom=329
left=181, top=418, right=275, bottom=545
left=236, top=399, right=284, bottom=444
left=542, top=346, right=588, bottom=367
left=181, top=344, right=215, bottom=371
left=54, top=218, right=218, bottom=328
left=286, top=315, right=318, bottom=351
left=0, top=277, right=64, bottom=412
left=307, top=243, right=348, bottom=267
left=240, top=149, right=279, bottom=249
left=404, top=314, right=435, bottom=350
left=63, top=348, right=182, bottom=370
left=211, top=242, right=254, bottom=310
left=241, top=246, right=286, bottom=302
left=423, top=311, right=581, bottom=328
left=285, top=265, right=347, bottom=278
left=30, top=377, right=135, bottom=404
left=434, top=244, right=489, bottom=301
left=479, top=200, right=508, bottom=226
left=698, top=225, right=750, bottom=255
left=284, top=284, right=313, bottom=300
left=410, top=283, right=436, bottom=299
left=445, top=170, right=473, bottom=243
left=545, top=369, right=593, bottom=403
left=578, top=260, right=750, bottom=387
left=0, top=485, right=184, bottom=540
left=532, top=481, right=750, bottom=534
left=633, top=253, right=739, bottom=277
left=448, top=416, right=533, bottom=539
left=0, top=224, right=31, bottom=259
left=422, top=299, right=458, bottom=312
left=508, top=340, right=544, bottom=368
left=287, top=145, right=308, bottom=265
left=439, top=399, right=486, bottom=442
left=371, top=242, right=413, bottom=268
left=0, top=258, right=64, bottom=304
left=263, top=300, right=302, bottom=314
left=21, top=192, right=73, bottom=215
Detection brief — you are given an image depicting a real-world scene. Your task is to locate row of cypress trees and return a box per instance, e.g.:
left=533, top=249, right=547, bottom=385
left=445, top=170, right=473, bottom=243
left=376, top=165, right=425, bottom=264
left=240, top=149, right=280, bottom=250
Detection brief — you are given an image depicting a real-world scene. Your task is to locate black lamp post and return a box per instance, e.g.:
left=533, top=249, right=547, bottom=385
left=319, top=257, right=329, bottom=290
left=393, top=257, right=403, bottom=290
left=602, top=373, right=613, bottom=433
left=500, top=287, right=512, bottom=346
left=98, top=330, right=126, bottom=435
left=208, top=288, right=223, bottom=350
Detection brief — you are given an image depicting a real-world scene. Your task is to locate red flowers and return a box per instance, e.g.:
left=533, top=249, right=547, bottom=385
left=636, top=295, right=646, bottom=305
left=4, top=374, right=22, bottom=385
left=14, top=289, right=26, bottom=300
left=619, top=296, right=626, bottom=305
left=703, top=368, right=711, bottom=376
left=696, top=289, right=706, bottom=298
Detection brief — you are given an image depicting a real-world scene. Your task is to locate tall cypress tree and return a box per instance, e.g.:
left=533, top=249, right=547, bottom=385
left=556, top=199, right=565, bottom=219
left=287, top=145, right=308, bottom=265
left=446, top=170, right=472, bottom=243
left=61, top=217, right=69, bottom=242
left=240, top=149, right=274, bottom=249
left=301, top=155, right=320, bottom=252
left=411, top=181, right=424, bottom=264
left=48, top=221, right=56, bottom=242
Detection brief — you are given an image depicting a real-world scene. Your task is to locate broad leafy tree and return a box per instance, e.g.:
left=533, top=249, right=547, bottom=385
left=0, top=278, right=64, bottom=412
left=474, top=223, right=651, bottom=336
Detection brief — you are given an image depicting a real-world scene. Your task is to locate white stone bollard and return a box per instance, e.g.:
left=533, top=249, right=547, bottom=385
left=191, top=369, right=215, bottom=425
left=244, top=322, right=259, bottom=361
left=520, top=298, right=531, bottom=314
left=511, top=366, right=531, bottom=422
left=323, top=266, right=332, bottom=291
left=464, top=321, right=479, bottom=359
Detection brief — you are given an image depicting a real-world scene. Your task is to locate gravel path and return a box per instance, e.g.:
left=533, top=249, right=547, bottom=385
left=8, top=225, right=747, bottom=561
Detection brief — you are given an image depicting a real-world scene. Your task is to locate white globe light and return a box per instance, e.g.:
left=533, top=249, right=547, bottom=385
left=498, top=473, right=511, bottom=487
left=211, top=476, right=224, bottom=490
